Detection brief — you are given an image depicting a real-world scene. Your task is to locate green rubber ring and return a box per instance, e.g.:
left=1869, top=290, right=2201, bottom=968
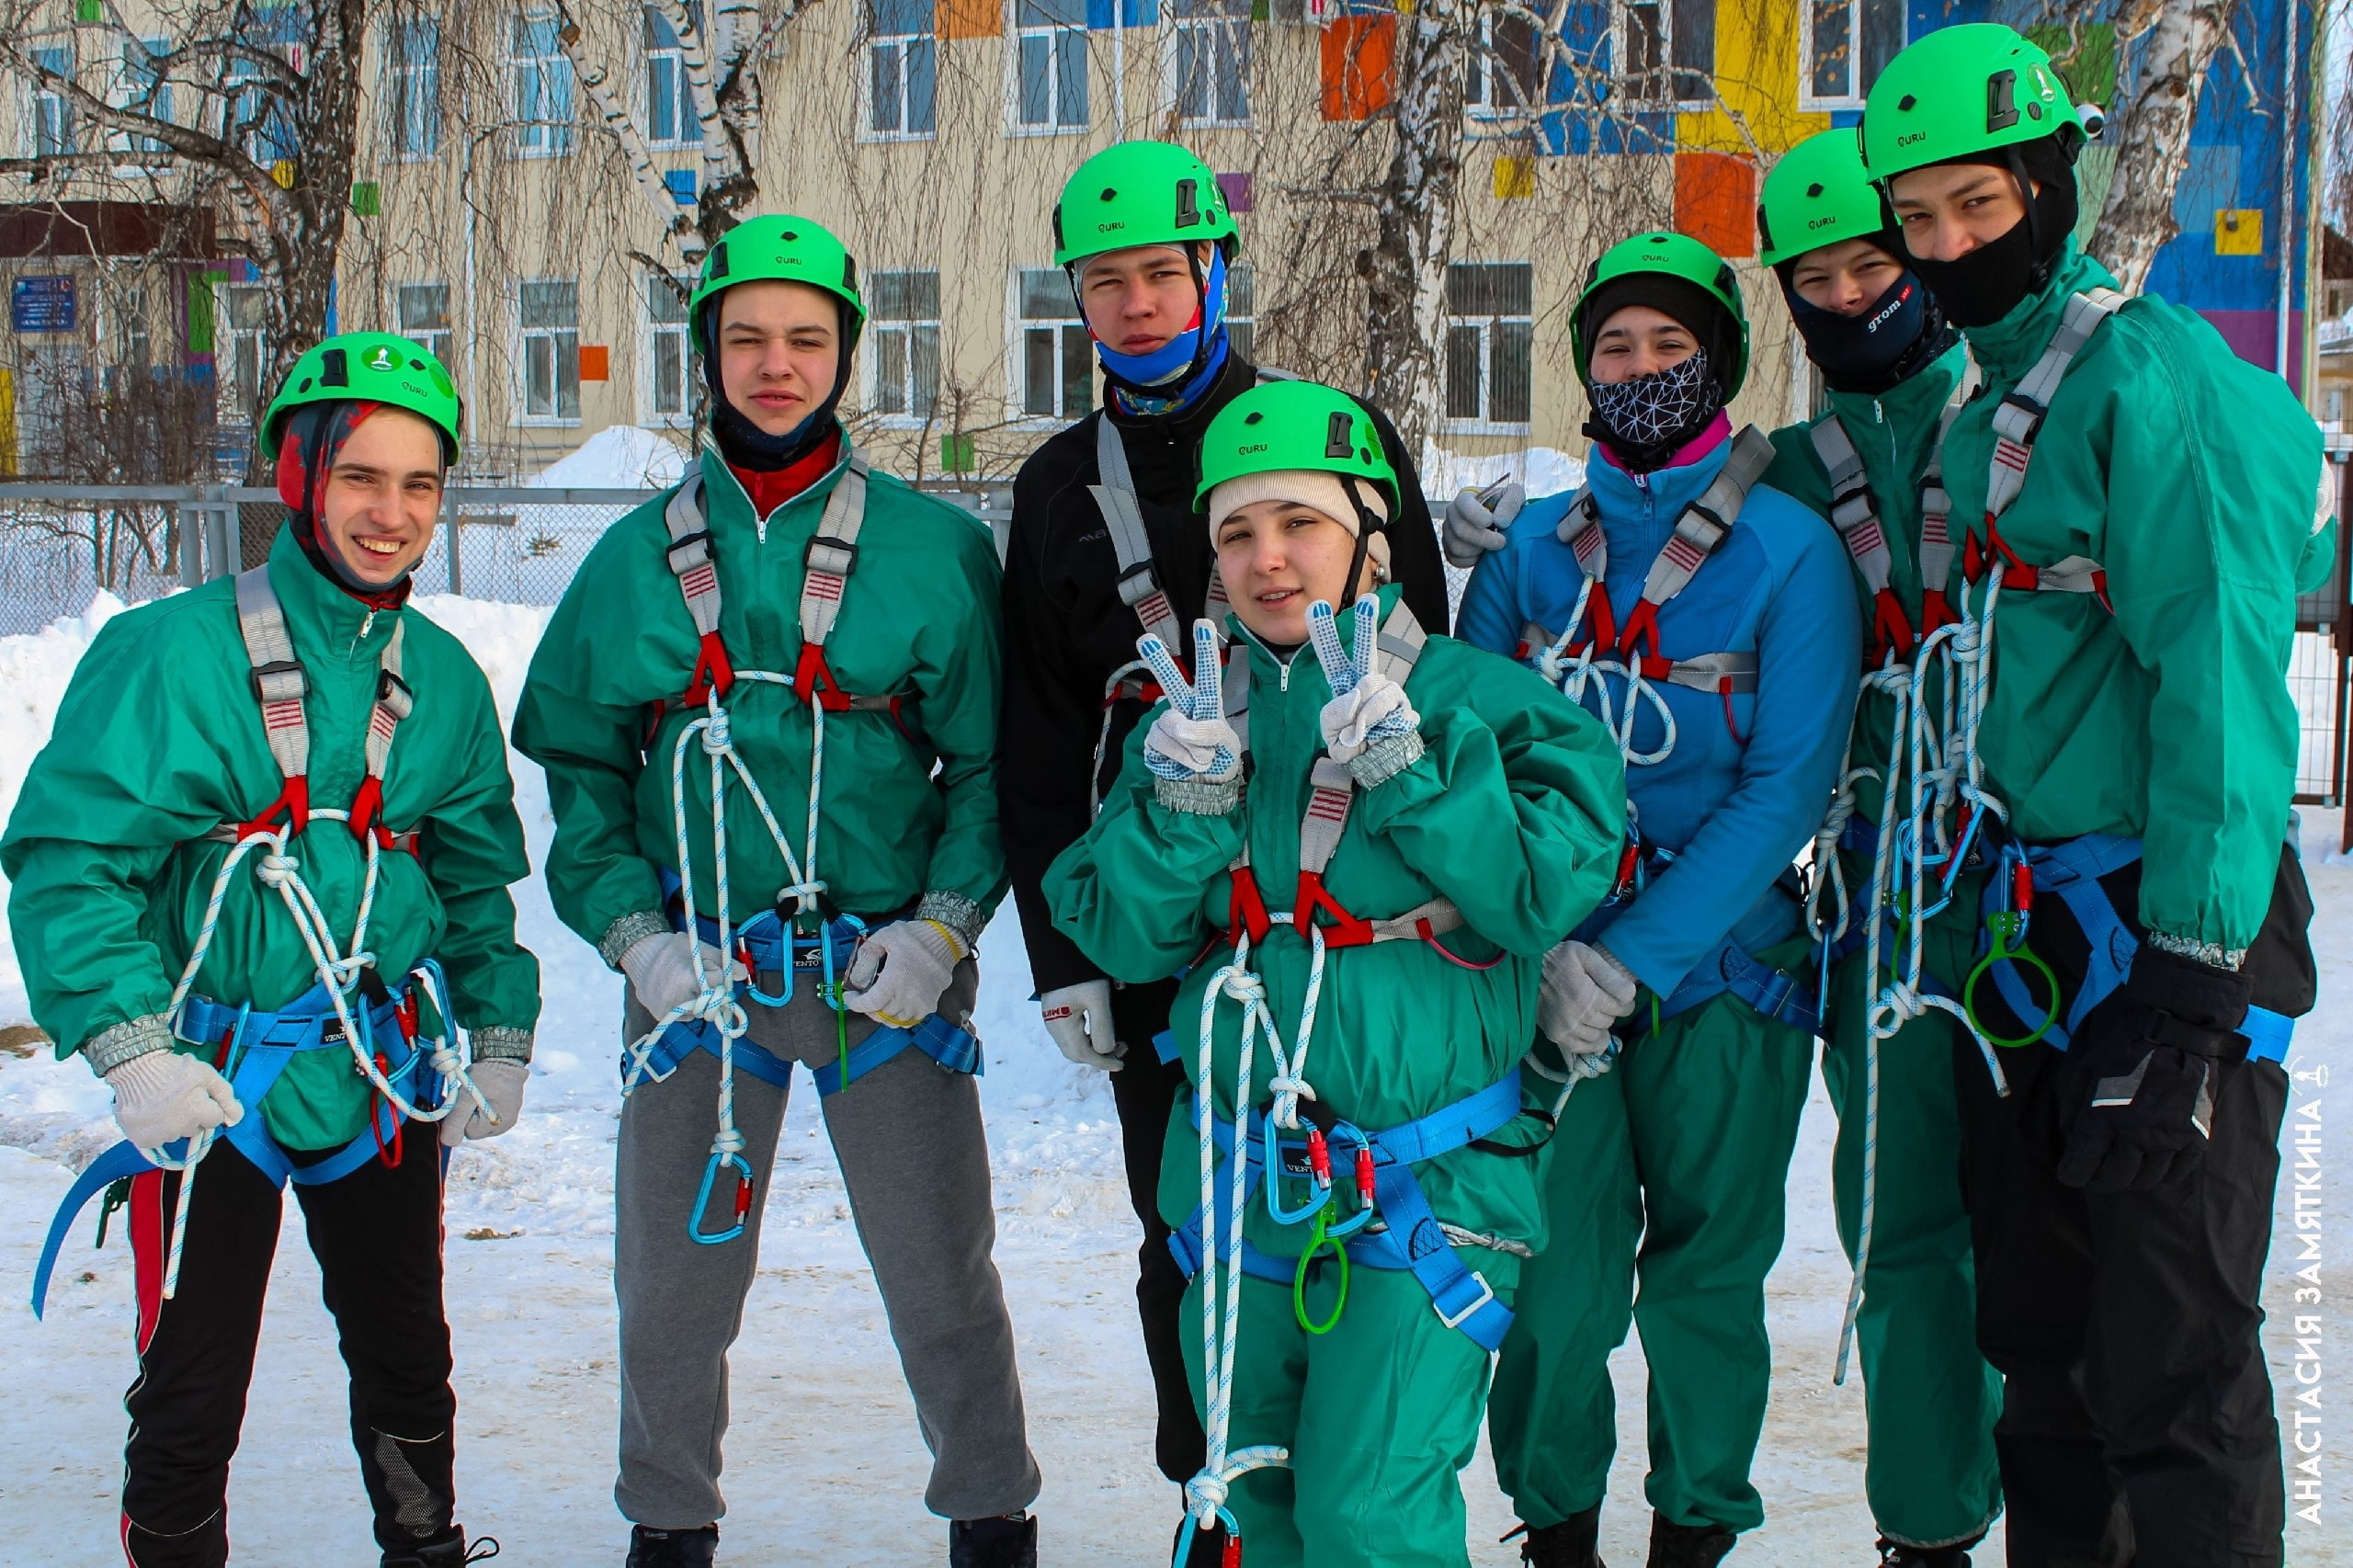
left=1292, top=1207, right=1351, bottom=1335
left=1961, top=914, right=2063, bottom=1049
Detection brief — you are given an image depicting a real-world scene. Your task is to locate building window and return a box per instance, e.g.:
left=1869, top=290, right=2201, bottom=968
left=33, top=47, right=74, bottom=156
left=120, top=285, right=151, bottom=367
left=399, top=283, right=453, bottom=368
left=387, top=16, right=440, bottom=158
left=1443, top=262, right=1533, bottom=431
left=512, top=12, right=575, bottom=155
left=114, top=40, right=171, bottom=155
left=1226, top=261, right=1256, bottom=363
left=866, top=0, right=937, bottom=139
left=869, top=268, right=942, bottom=422
left=519, top=278, right=581, bottom=421
left=1801, top=0, right=1904, bottom=110
left=644, top=272, right=692, bottom=421
left=1617, top=0, right=1713, bottom=108
left=1013, top=0, right=1088, bottom=132
left=226, top=55, right=298, bottom=165
left=644, top=6, right=695, bottom=145
left=1017, top=267, right=1090, bottom=420
left=1172, top=0, right=1251, bottom=127
left=216, top=283, right=269, bottom=425
left=1466, top=7, right=1541, bottom=116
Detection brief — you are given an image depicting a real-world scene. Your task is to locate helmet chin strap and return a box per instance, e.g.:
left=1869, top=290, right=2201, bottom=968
left=1337, top=473, right=1386, bottom=603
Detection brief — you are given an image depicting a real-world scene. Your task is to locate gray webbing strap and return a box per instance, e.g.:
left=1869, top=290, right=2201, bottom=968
left=1090, top=415, right=1183, bottom=650
left=1985, top=288, right=2125, bottom=523
left=1631, top=425, right=1777, bottom=612
left=1518, top=620, right=1757, bottom=695
left=234, top=566, right=309, bottom=784
left=363, top=620, right=412, bottom=785
left=662, top=471, right=722, bottom=641
left=1552, top=490, right=1604, bottom=571
left=798, top=450, right=871, bottom=651
left=1292, top=599, right=1426, bottom=878
left=1917, top=403, right=1964, bottom=596
left=1810, top=417, right=1894, bottom=597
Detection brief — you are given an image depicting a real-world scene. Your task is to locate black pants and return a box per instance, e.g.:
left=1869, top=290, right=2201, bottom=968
left=119, top=1131, right=458, bottom=1566
left=1955, top=845, right=2313, bottom=1568
left=1109, top=976, right=1208, bottom=1485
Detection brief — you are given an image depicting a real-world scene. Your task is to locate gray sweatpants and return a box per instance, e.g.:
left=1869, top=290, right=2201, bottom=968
left=613, top=961, right=1040, bottom=1528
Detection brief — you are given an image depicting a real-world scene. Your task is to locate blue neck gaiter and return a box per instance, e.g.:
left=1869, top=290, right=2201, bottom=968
left=1096, top=247, right=1232, bottom=418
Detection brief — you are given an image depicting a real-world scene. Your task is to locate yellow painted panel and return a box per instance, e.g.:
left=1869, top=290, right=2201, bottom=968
left=1677, top=0, right=1830, bottom=157
left=1494, top=154, right=1535, bottom=200
left=0, top=368, right=15, bottom=476
left=2214, top=209, right=2264, bottom=256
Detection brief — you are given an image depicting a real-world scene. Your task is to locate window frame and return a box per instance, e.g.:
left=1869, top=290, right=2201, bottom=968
left=860, top=0, right=938, bottom=142
left=1465, top=6, right=1543, bottom=120
left=509, top=10, right=577, bottom=158
left=384, top=15, right=442, bottom=161
left=641, top=269, right=696, bottom=427
left=863, top=267, right=944, bottom=429
left=515, top=276, right=583, bottom=426
left=1612, top=0, right=1713, bottom=113
left=1165, top=0, right=1252, bottom=130
left=1009, top=264, right=1093, bottom=426
left=396, top=281, right=455, bottom=372
left=1006, top=0, right=1090, bottom=137
left=31, top=45, right=75, bottom=157
left=642, top=6, right=696, bottom=148
left=1225, top=259, right=1256, bottom=365
left=1796, top=0, right=1904, bottom=113
left=1438, top=261, right=1535, bottom=437
left=214, top=281, right=270, bottom=428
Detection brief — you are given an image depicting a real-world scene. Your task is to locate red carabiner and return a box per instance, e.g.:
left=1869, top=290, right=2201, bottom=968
left=2012, top=861, right=2035, bottom=915
left=1306, top=1129, right=1331, bottom=1187
left=370, top=1052, right=404, bottom=1169
left=1355, top=1146, right=1376, bottom=1207
left=733, top=1172, right=756, bottom=1221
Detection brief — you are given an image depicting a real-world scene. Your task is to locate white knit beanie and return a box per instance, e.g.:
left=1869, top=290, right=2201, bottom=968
left=1204, top=470, right=1393, bottom=581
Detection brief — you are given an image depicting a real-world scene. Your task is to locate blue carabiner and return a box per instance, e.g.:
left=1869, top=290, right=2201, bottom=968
left=742, top=913, right=795, bottom=1009
left=689, top=1149, right=756, bottom=1245
left=1263, top=1116, right=1331, bottom=1227
left=1321, top=1120, right=1377, bottom=1240
left=1171, top=1506, right=1243, bottom=1568
left=1938, top=807, right=1988, bottom=903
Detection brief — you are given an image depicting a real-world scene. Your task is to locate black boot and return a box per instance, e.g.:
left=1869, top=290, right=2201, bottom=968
left=1877, top=1536, right=1980, bottom=1567
left=1646, top=1514, right=1736, bottom=1568
left=379, top=1529, right=499, bottom=1567
left=627, top=1524, right=719, bottom=1568
left=949, top=1512, right=1038, bottom=1568
left=1506, top=1505, right=1606, bottom=1567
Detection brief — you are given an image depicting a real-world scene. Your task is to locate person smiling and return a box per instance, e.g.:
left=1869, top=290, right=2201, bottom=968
left=513, top=215, right=1038, bottom=1568
left=6, top=332, right=540, bottom=1568
left=1044, top=377, right=1623, bottom=1568
left=1451, top=232, right=1859, bottom=1568
left=1857, top=27, right=2329, bottom=1568
left=1755, top=128, right=2004, bottom=1568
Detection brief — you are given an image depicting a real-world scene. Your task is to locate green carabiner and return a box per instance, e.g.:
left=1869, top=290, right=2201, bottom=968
left=1292, top=1203, right=1351, bottom=1335
left=1962, top=909, right=2062, bottom=1049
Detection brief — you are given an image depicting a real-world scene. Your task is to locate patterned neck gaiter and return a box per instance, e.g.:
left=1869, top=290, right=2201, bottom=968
left=1585, top=350, right=1725, bottom=475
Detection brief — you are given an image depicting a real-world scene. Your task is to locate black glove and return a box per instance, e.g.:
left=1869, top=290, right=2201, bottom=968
left=2056, top=946, right=2254, bottom=1194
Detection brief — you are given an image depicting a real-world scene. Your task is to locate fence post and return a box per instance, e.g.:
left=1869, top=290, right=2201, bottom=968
left=200, top=484, right=233, bottom=582
left=177, top=496, right=202, bottom=588
left=447, top=504, right=463, bottom=596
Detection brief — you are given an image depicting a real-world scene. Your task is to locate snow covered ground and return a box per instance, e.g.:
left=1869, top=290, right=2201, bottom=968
left=0, top=594, right=2346, bottom=1567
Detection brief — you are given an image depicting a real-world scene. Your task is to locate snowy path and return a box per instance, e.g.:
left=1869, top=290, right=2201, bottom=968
left=0, top=596, right=2345, bottom=1565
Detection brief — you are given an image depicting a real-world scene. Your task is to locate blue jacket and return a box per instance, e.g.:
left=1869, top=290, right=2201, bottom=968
left=1456, top=433, right=1860, bottom=995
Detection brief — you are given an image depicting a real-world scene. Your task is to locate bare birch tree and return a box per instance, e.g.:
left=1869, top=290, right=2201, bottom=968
left=2087, top=0, right=2245, bottom=290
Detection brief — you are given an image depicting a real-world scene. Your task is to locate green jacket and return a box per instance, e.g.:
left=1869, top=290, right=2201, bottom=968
left=1043, top=585, right=1626, bottom=1278
left=1767, top=341, right=1970, bottom=835
left=1940, top=243, right=2329, bottom=949
left=3, top=528, right=540, bottom=1151
left=512, top=440, right=1006, bottom=963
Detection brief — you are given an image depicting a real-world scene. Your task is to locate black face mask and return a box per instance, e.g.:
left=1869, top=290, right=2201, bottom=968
left=699, top=298, right=857, bottom=472
left=1786, top=270, right=1958, bottom=395
left=1905, top=151, right=2079, bottom=330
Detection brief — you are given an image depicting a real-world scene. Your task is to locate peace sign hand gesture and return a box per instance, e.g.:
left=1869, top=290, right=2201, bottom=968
left=1138, top=619, right=1243, bottom=812
left=1308, top=597, right=1419, bottom=778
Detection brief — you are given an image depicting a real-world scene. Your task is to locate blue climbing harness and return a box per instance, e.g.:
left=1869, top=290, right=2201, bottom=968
left=1165, top=1071, right=1528, bottom=1353
left=1971, top=833, right=2294, bottom=1063
left=1590, top=852, right=1821, bottom=1040
left=33, top=965, right=447, bottom=1318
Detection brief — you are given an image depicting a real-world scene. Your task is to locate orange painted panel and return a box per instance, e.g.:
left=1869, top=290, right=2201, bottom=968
left=1320, top=16, right=1394, bottom=122
left=1674, top=151, right=1757, bottom=259
left=938, top=0, right=995, bottom=40
left=579, top=345, right=611, bottom=381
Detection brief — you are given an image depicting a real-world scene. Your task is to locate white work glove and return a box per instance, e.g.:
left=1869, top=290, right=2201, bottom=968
left=620, top=931, right=745, bottom=1024
left=843, top=918, right=964, bottom=1028
left=1040, top=979, right=1124, bottom=1073
left=105, top=1049, right=243, bottom=1149
left=1138, top=620, right=1242, bottom=784
left=1539, top=940, right=1640, bottom=1057
left=1443, top=481, right=1520, bottom=567
left=1308, top=597, right=1422, bottom=781
left=441, top=1059, right=529, bottom=1146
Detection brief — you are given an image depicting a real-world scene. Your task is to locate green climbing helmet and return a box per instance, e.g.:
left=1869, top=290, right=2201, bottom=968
left=1193, top=379, right=1397, bottom=516
left=262, top=331, right=462, bottom=460
left=1860, top=23, right=2099, bottom=184
left=688, top=212, right=866, bottom=353
left=1572, top=231, right=1749, bottom=392
left=1053, top=141, right=1240, bottom=268
left=1758, top=128, right=1892, bottom=267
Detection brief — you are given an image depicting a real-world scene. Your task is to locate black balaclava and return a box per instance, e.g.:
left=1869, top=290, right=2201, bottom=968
left=1578, top=272, right=1737, bottom=473
left=699, top=294, right=858, bottom=472
left=1776, top=235, right=1961, bottom=395
left=1902, top=135, right=2080, bottom=330
left=274, top=399, right=436, bottom=606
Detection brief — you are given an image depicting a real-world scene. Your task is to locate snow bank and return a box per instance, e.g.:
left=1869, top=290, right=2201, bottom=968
left=529, top=425, right=688, bottom=489
left=1421, top=441, right=1587, bottom=501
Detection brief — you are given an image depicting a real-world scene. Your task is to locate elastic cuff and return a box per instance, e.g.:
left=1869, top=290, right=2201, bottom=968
left=83, top=1014, right=175, bottom=1075
left=914, top=891, right=985, bottom=953
left=2144, top=930, right=2247, bottom=972
left=598, top=910, right=673, bottom=971
left=469, top=1026, right=535, bottom=1063
left=1347, top=728, right=1424, bottom=789
left=1155, top=776, right=1242, bottom=815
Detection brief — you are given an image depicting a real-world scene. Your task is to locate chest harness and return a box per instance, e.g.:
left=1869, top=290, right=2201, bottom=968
left=1142, top=597, right=1532, bottom=1564
left=36, top=568, right=492, bottom=1317
left=1808, top=411, right=1961, bottom=667
left=620, top=452, right=980, bottom=1249
left=1508, top=427, right=1817, bottom=1092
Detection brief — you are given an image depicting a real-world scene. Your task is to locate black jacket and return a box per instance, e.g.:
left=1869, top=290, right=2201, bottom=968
left=999, top=355, right=1451, bottom=993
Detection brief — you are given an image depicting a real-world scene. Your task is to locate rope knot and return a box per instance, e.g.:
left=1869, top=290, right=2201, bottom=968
left=1183, top=1474, right=1229, bottom=1517
left=701, top=710, right=733, bottom=752
left=256, top=852, right=299, bottom=887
